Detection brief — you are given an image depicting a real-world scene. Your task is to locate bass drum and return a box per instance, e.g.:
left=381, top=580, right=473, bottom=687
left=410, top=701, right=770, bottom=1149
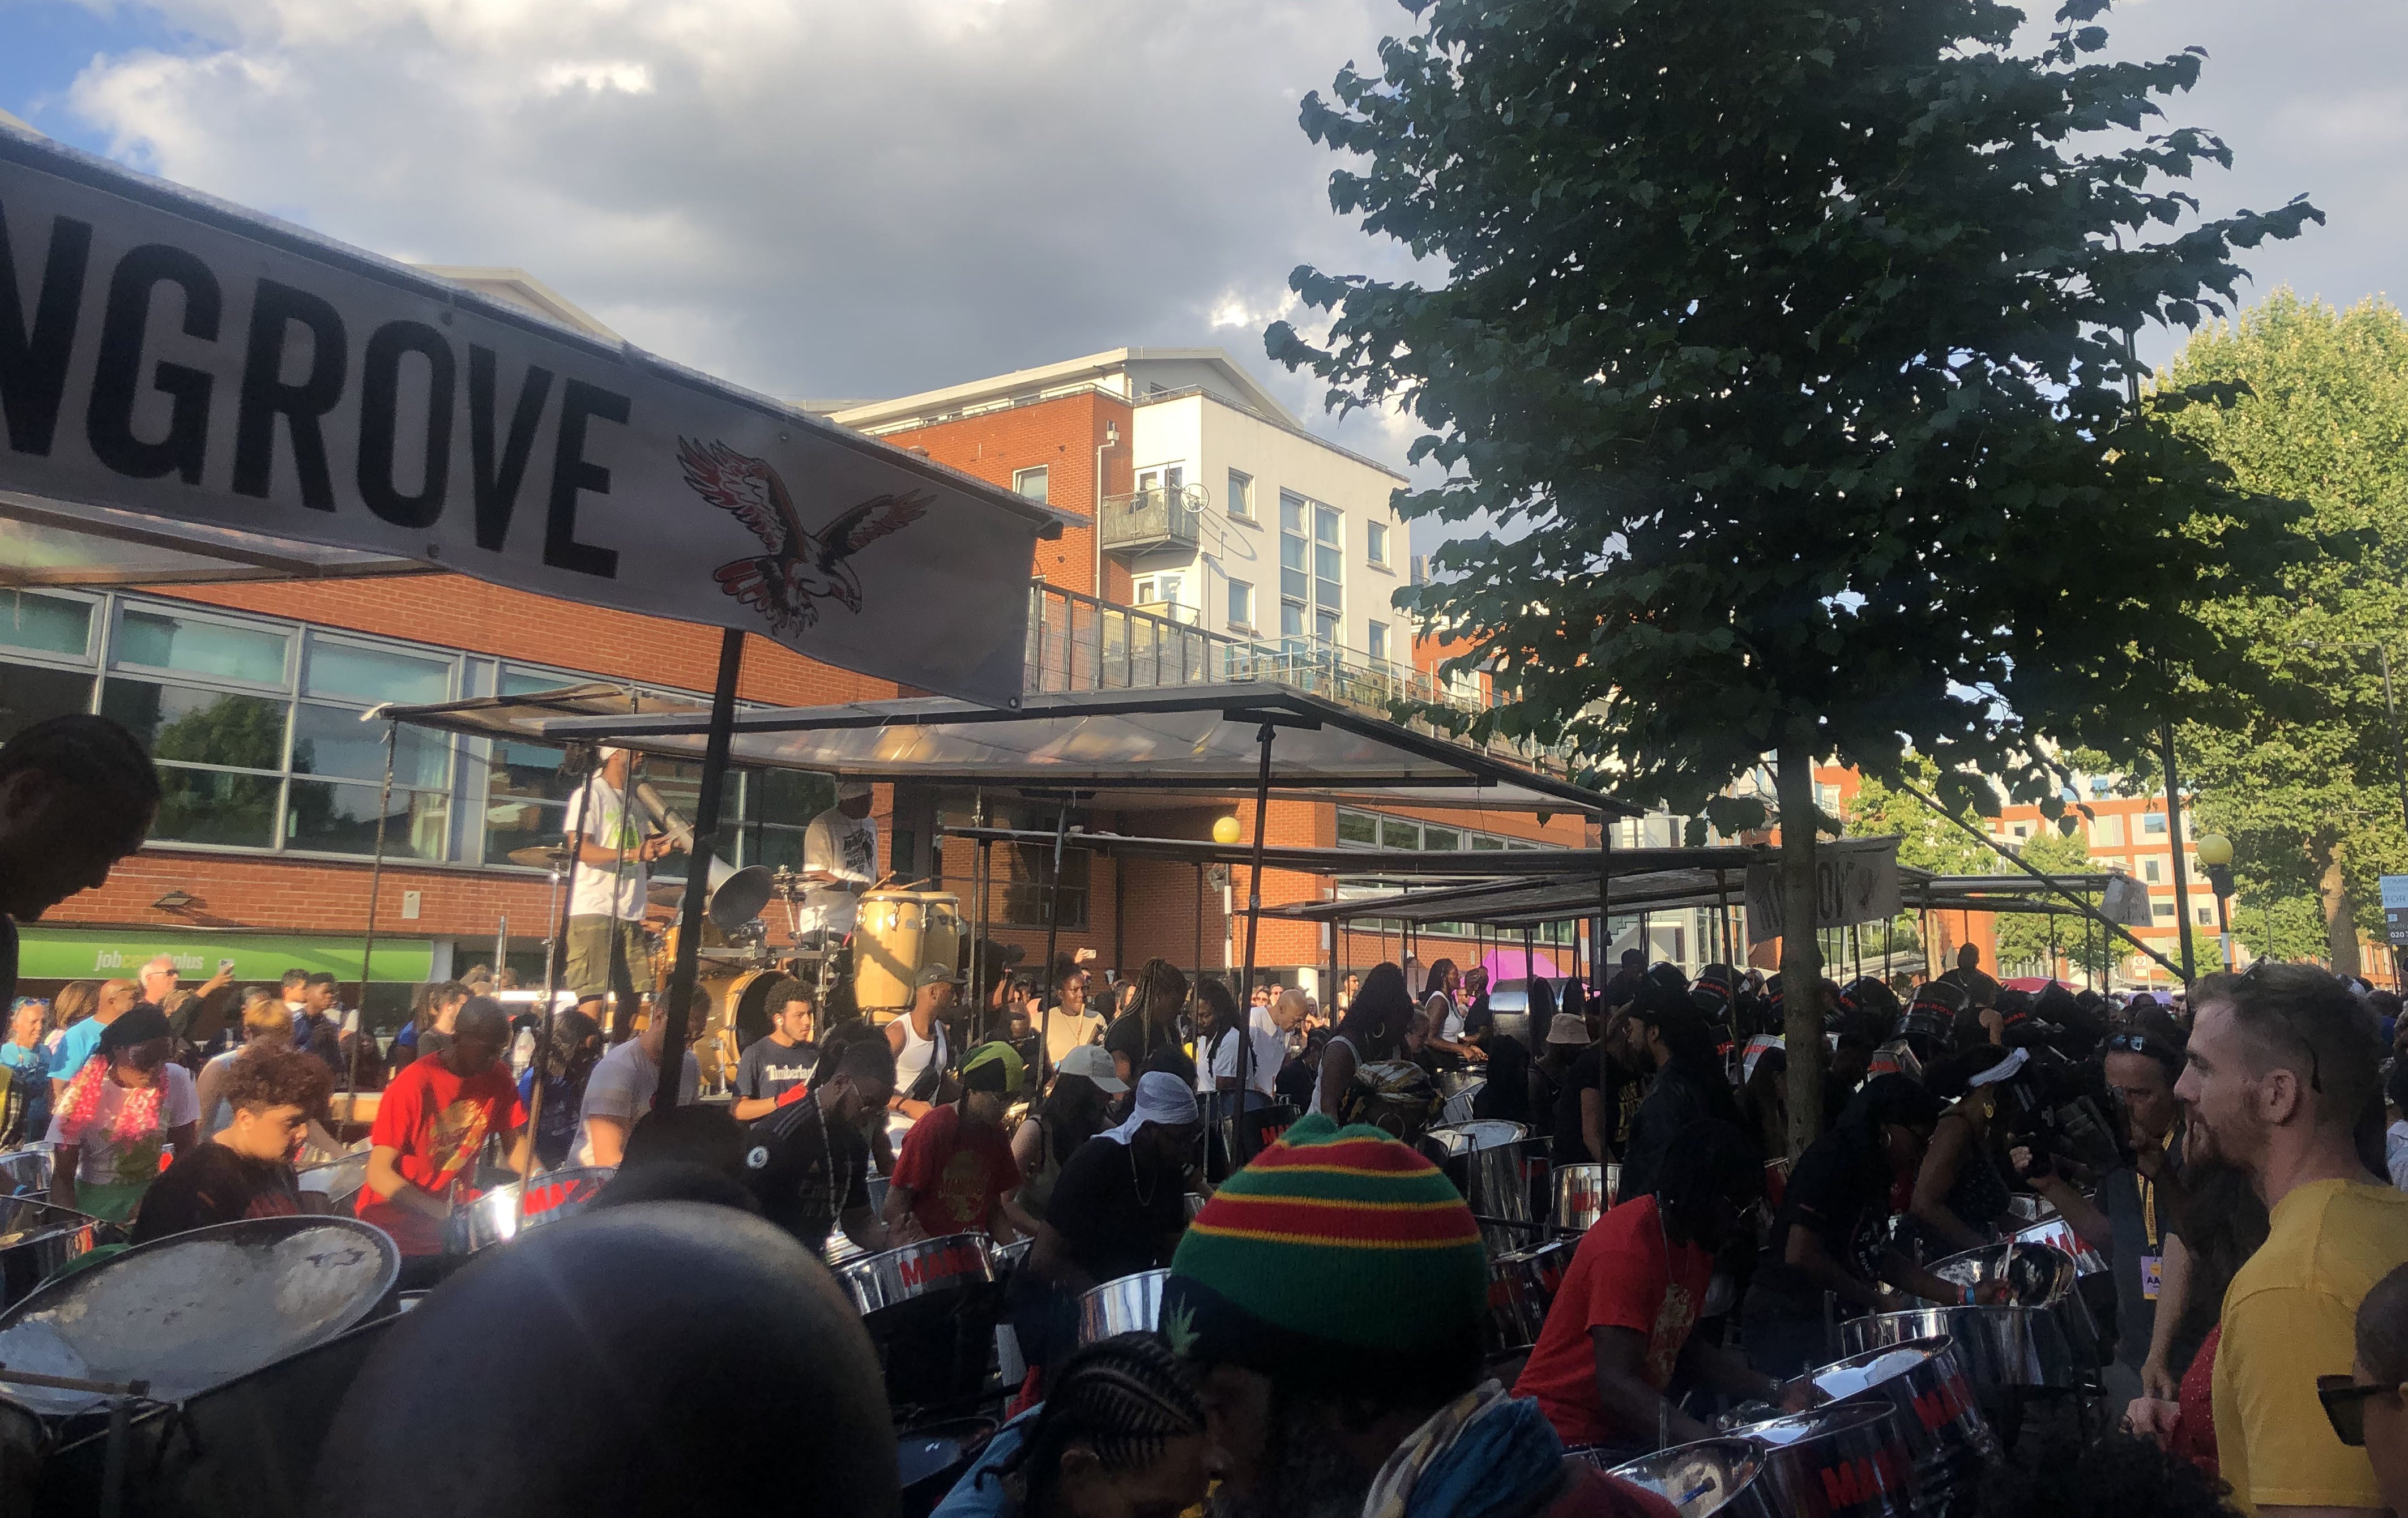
left=718, top=969, right=801, bottom=1053
left=854, top=891, right=963, bottom=1019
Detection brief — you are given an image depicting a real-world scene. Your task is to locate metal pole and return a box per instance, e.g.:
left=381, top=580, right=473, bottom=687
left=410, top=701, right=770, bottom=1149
left=519, top=749, right=594, bottom=1189
left=348, top=722, right=399, bottom=1110
left=1195, top=862, right=1207, bottom=998
left=1039, top=796, right=1071, bottom=1079
left=494, top=915, right=507, bottom=988
left=1235, top=724, right=1275, bottom=1161
left=970, top=790, right=987, bottom=1025
left=657, top=628, right=744, bottom=1111
left=2159, top=724, right=2198, bottom=984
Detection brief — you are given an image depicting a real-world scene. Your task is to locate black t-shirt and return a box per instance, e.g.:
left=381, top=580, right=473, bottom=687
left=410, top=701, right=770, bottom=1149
left=735, top=1036, right=819, bottom=1105
left=130, top=1142, right=301, bottom=1245
left=1750, top=1123, right=1893, bottom=1318
left=740, top=1093, right=869, bottom=1252
left=1045, top=1135, right=1186, bottom=1285
left=1105, top=1014, right=1196, bottom=1087
left=1553, top=1047, right=1644, bottom=1165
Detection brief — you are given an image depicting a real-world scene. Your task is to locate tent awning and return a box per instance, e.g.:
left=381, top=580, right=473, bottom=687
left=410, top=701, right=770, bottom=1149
left=941, top=826, right=1754, bottom=878
left=378, top=681, right=1634, bottom=816
left=1, top=492, right=436, bottom=587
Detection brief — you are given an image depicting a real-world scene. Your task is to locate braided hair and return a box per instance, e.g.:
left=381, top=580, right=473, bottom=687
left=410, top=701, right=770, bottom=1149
left=986, top=1332, right=1207, bottom=1511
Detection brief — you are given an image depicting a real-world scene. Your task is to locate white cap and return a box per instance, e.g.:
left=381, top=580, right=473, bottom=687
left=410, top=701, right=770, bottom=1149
left=836, top=780, right=873, bottom=802
left=1054, top=1043, right=1127, bottom=1093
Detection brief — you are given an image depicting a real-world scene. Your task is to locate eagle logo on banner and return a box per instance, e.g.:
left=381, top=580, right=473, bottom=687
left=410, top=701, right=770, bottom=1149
left=677, top=437, right=930, bottom=639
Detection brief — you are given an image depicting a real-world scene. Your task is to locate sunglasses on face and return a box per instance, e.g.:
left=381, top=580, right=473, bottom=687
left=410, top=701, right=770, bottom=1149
left=2319, top=1375, right=2386, bottom=1446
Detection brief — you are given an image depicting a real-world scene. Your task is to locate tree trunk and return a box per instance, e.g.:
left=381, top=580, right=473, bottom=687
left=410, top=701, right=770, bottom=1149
left=2316, top=841, right=2360, bottom=977
left=1777, top=733, right=1828, bottom=1160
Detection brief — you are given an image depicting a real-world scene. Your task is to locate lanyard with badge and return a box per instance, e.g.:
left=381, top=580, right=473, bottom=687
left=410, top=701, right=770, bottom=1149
left=2137, top=1128, right=2175, bottom=1301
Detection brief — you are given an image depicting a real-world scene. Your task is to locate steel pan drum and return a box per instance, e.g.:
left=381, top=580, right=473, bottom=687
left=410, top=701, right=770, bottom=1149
left=1076, top=1268, right=1169, bottom=1345
left=1551, top=1161, right=1619, bottom=1233
left=1808, top=1336, right=1997, bottom=1510
left=1420, top=1121, right=1540, bottom=1252
left=992, top=1237, right=1032, bottom=1275
left=1437, top=1075, right=1487, bottom=1126
left=0, top=1197, right=118, bottom=1312
left=0, top=1216, right=396, bottom=1419
left=2008, top=1211, right=2108, bottom=1277
left=443, top=1166, right=614, bottom=1258
left=1605, top=1439, right=1769, bottom=1518
left=822, top=1174, right=894, bottom=1268
left=1731, top=1402, right=1921, bottom=1518
left=0, top=1147, right=52, bottom=1197
left=297, top=1151, right=372, bottom=1211
left=838, top=1233, right=997, bottom=1319
left=1483, top=1239, right=1572, bottom=1354
left=1926, top=1240, right=2103, bottom=1370
left=1839, top=1305, right=2086, bottom=1392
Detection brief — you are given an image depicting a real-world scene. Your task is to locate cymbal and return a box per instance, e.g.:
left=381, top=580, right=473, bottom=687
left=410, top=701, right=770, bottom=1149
left=507, top=843, right=574, bottom=868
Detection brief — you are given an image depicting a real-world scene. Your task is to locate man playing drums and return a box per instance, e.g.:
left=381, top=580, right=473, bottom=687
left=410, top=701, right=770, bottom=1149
left=798, top=781, right=878, bottom=946
left=885, top=1041, right=1034, bottom=1245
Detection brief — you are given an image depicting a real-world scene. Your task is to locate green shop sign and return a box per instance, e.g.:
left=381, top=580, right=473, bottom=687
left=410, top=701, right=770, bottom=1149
left=15, top=927, right=434, bottom=984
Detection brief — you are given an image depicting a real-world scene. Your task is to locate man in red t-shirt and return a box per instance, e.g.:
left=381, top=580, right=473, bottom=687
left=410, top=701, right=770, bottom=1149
left=360, top=997, right=528, bottom=1269
left=883, top=1041, right=1031, bottom=1243
left=1517, top=1119, right=1812, bottom=1454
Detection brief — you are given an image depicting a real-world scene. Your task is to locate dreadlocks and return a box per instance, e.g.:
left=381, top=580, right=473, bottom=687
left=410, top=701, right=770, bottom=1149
left=986, top=1332, right=1207, bottom=1511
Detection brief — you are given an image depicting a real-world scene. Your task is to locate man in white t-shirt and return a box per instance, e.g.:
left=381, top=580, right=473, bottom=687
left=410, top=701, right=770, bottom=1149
left=562, top=748, right=684, bottom=1016
left=797, top=781, right=878, bottom=942
left=571, top=990, right=703, bottom=1169
left=1221, top=1002, right=1287, bottom=1099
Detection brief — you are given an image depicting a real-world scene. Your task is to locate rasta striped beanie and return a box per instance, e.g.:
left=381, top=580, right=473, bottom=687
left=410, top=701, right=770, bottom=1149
left=1161, top=1113, right=1487, bottom=1392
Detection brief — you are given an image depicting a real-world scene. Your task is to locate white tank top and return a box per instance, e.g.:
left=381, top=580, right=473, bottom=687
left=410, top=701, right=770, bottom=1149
left=1310, top=1033, right=1361, bottom=1117
left=894, top=1015, right=949, bottom=1103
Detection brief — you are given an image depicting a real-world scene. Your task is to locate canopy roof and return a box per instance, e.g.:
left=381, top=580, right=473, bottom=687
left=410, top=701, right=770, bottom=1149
left=942, top=826, right=1753, bottom=878
left=1264, top=863, right=2115, bottom=929
left=1, top=492, right=434, bottom=587
left=378, top=681, right=1633, bottom=816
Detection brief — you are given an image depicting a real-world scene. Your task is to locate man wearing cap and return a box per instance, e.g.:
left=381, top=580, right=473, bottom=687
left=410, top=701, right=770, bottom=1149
left=799, top=782, right=879, bottom=944
left=1014, top=1070, right=1202, bottom=1378
left=563, top=746, right=682, bottom=1016
left=1163, top=1113, right=1679, bottom=1518
left=886, top=1040, right=1032, bottom=1245
left=887, top=963, right=960, bottom=1121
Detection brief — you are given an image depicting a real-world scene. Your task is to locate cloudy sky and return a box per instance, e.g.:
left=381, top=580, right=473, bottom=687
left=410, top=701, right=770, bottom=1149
left=3, top=0, right=2401, bottom=546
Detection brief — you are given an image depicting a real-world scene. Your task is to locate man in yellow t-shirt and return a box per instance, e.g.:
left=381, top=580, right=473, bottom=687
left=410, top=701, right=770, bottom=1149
left=2176, top=964, right=2408, bottom=1518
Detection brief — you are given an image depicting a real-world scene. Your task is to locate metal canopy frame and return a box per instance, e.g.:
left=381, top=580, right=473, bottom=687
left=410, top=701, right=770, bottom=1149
left=380, top=681, right=1636, bottom=818
left=1, top=492, right=438, bottom=587
left=939, top=826, right=1747, bottom=878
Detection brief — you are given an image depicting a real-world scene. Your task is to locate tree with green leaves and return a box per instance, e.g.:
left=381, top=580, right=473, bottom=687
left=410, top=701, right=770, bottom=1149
left=2155, top=293, right=2408, bottom=977
left=1992, top=825, right=2095, bottom=974
left=1271, top=0, right=2319, bottom=1152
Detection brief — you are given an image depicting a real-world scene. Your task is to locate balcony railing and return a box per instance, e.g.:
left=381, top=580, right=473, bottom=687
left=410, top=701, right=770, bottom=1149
left=1024, top=581, right=1567, bottom=766
left=1098, top=486, right=1205, bottom=555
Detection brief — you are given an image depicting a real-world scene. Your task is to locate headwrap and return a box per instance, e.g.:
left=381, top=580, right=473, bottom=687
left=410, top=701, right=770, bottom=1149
left=1162, top=1113, right=1486, bottom=1392
left=1965, top=1046, right=2030, bottom=1089
left=958, top=1041, right=1024, bottom=1095
left=1098, top=1071, right=1199, bottom=1145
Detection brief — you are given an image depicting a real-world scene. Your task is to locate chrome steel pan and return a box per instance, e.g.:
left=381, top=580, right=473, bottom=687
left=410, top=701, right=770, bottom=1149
left=1730, top=1401, right=1922, bottom=1518
left=836, top=1233, right=996, bottom=1318
left=1606, top=1438, right=1771, bottom=1518
left=1550, top=1162, right=1619, bottom=1233
left=442, top=1166, right=614, bottom=1258
left=0, top=1196, right=118, bottom=1312
left=0, top=1147, right=52, bottom=1197
left=1925, top=1241, right=2103, bottom=1369
left=1808, top=1335, right=1997, bottom=1509
left=1075, top=1268, right=1169, bottom=1346
left=1839, top=1305, right=2086, bottom=1391
left=0, top=1215, right=396, bottom=1418
left=296, top=1151, right=372, bottom=1211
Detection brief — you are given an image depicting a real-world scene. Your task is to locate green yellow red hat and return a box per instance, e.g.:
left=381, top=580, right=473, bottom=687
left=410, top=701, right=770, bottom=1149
left=1161, top=1113, right=1485, bottom=1390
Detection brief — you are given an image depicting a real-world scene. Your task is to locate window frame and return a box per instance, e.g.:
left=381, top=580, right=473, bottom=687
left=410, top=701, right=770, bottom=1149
left=1366, top=520, right=1390, bottom=568
left=1226, top=469, right=1254, bottom=521
left=1011, top=465, right=1051, bottom=503
left=1227, top=579, right=1255, bottom=631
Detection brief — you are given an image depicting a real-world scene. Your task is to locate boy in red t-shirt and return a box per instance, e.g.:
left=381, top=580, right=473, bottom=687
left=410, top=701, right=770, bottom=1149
left=359, top=997, right=528, bottom=1268
left=885, top=1041, right=1031, bottom=1243
left=1515, top=1120, right=1808, bottom=1454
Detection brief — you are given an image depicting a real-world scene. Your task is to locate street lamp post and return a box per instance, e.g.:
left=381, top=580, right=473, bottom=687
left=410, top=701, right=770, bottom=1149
left=2197, top=832, right=2236, bottom=972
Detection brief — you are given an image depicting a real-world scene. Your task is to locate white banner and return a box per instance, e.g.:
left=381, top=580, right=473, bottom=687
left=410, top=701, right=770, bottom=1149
left=1745, top=836, right=1903, bottom=944
left=0, top=129, right=1056, bottom=707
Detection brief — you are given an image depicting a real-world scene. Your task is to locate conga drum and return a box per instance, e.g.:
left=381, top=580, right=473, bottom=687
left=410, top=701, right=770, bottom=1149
left=853, top=891, right=963, bottom=1019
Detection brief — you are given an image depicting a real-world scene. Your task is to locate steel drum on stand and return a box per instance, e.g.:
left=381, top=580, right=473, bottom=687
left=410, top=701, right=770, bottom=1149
left=839, top=1234, right=1002, bottom=1413
left=1551, top=1162, right=1618, bottom=1233
left=443, top=1166, right=615, bottom=1258
left=1419, top=1121, right=1543, bottom=1254
left=1728, top=1402, right=1922, bottom=1518
left=1604, top=1439, right=1770, bottom=1518
left=1924, top=1240, right=2103, bottom=1374
left=0, top=1147, right=52, bottom=1198
left=296, top=1151, right=372, bottom=1212
left=1483, top=1238, right=1573, bottom=1355
left=0, top=1196, right=119, bottom=1311
left=1076, top=1268, right=1169, bottom=1346
left=1808, top=1336, right=1997, bottom=1513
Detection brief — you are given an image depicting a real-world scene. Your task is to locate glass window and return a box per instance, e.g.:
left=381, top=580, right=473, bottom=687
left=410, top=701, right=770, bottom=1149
left=2196, top=905, right=2214, bottom=925
left=116, top=609, right=288, bottom=686
left=1470, top=833, right=1507, bottom=850
left=0, top=661, right=94, bottom=744
left=291, top=703, right=449, bottom=786
left=2140, top=811, right=2167, bottom=836
left=2151, top=901, right=2175, bottom=920
left=1227, top=470, right=1253, bottom=519
left=303, top=640, right=452, bottom=704
left=1316, top=609, right=1339, bottom=643
left=2141, top=857, right=2162, bottom=883
left=1378, top=816, right=1419, bottom=850
left=1279, top=602, right=1304, bottom=638
left=1423, top=825, right=1461, bottom=851
left=0, top=592, right=92, bottom=657
left=1013, top=467, right=1050, bottom=502
left=1366, top=521, right=1389, bottom=566
left=2091, top=814, right=2125, bottom=848
left=1280, top=492, right=1304, bottom=534
left=1227, top=580, right=1253, bottom=629
left=1280, top=533, right=1308, bottom=603
left=1336, top=809, right=1377, bottom=846
left=1367, top=621, right=1389, bottom=661
left=154, top=768, right=281, bottom=849
left=102, top=679, right=287, bottom=770
left=288, top=781, right=449, bottom=859
left=1314, top=505, right=1340, bottom=546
